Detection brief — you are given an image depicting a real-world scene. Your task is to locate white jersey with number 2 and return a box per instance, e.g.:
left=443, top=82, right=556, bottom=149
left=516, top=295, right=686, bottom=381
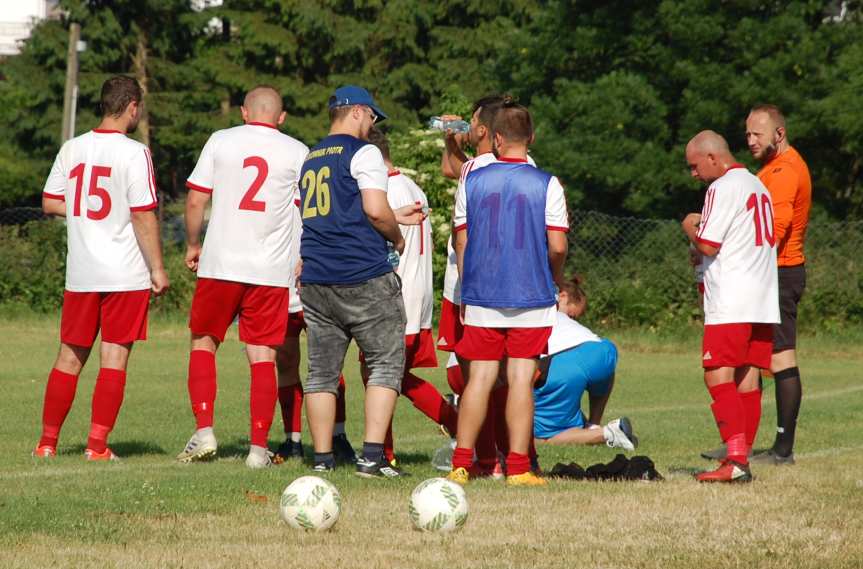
left=42, top=129, right=158, bottom=292
left=186, top=123, right=309, bottom=288
left=696, top=165, right=780, bottom=325
left=387, top=170, right=433, bottom=335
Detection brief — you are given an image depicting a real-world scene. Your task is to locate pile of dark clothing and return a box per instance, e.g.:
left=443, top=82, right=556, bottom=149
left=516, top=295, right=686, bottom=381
left=549, top=454, right=663, bottom=481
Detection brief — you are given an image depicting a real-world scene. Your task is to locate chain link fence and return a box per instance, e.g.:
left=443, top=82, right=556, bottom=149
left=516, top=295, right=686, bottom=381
left=2, top=206, right=861, bottom=330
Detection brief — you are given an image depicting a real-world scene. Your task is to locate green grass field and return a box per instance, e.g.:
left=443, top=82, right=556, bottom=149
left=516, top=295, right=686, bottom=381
left=1, top=314, right=862, bottom=569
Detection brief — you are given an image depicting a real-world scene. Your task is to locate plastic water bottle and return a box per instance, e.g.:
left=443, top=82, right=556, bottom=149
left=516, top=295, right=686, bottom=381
left=387, top=242, right=400, bottom=268
left=428, top=116, right=470, bottom=134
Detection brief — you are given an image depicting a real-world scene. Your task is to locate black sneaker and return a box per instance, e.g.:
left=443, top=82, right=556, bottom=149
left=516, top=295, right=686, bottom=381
left=332, top=433, right=357, bottom=464
left=311, top=461, right=334, bottom=473
left=355, top=457, right=406, bottom=478
left=750, top=448, right=795, bottom=465
left=274, top=439, right=304, bottom=463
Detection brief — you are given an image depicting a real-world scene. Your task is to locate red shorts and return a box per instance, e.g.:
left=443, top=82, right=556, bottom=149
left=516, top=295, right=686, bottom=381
left=702, top=323, right=773, bottom=369
left=189, top=278, right=289, bottom=346
left=60, top=289, right=150, bottom=347
left=455, top=325, right=552, bottom=361
left=406, top=328, right=439, bottom=369
left=284, top=311, right=306, bottom=339
left=436, top=297, right=463, bottom=352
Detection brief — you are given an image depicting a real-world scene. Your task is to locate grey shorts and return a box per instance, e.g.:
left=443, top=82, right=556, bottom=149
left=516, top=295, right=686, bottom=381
left=301, top=272, right=406, bottom=395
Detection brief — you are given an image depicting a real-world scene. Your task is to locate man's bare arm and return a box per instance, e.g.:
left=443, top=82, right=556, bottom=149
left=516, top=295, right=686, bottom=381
left=184, top=190, right=211, bottom=271
left=361, top=188, right=405, bottom=253
left=131, top=210, right=169, bottom=295
left=547, top=231, right=568, bottom=287
left=681, top=213, right=719, bottom=256
left=42, top=196, right=66, bottom=217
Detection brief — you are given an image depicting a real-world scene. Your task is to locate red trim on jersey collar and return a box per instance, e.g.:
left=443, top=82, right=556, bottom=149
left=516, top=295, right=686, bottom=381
left=724, top=163, right=747, bottom=174
left=497, top=156, right=528, bottom=163
left=247, top=121, right=278, bottom=129
left=388, top=169, right=401, bottom=177
left=92, top=129, right=123, bottom=134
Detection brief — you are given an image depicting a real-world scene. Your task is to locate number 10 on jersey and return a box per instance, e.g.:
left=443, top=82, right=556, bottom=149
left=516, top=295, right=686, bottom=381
left=302, top=166, right=331, bottom=219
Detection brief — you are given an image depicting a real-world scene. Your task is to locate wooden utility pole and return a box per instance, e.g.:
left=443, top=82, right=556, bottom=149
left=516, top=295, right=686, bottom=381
left=60, top=22, right=81, bottom=144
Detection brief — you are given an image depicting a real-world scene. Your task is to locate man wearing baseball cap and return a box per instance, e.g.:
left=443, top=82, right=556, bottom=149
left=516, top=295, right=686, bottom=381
left=298, top=85, right=425, bottom=477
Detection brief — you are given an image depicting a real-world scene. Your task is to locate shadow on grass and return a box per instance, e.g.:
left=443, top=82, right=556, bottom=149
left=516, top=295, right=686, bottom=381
left=68, top=440, right=166, bottom=456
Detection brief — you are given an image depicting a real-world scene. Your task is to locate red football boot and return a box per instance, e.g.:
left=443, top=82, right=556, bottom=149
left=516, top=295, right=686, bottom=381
left=695, top=460, right=752, bottom=483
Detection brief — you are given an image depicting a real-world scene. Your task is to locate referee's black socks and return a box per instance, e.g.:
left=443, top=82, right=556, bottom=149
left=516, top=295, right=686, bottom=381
left=773, top=366, right=802, bottom=457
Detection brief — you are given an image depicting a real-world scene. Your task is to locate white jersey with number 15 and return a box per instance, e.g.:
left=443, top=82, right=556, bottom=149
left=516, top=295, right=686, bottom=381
left=186, top=123, right=309, bottom=288
left=42, top=129, right=158, bottom=292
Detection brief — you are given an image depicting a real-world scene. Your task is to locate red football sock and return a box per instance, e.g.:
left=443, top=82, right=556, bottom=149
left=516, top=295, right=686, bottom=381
left=39, top=368, right=79, bottom=448
left=492, top=386, right=509, bottom=455
left=188, top=350, right=217, bottom=429
left=87, top=368, right=126, bottom=453
left=402, top=372, right=458, bottom=435
left=739, top=388, right=762, bottom=451
left=335, top=374, right=347, bottom=424
left=277, top=383, right=303, bottom=435
left=452, top=446, right=473, bottom=470
left=708, top=382, right=748, bottom=464
left=249, top=362, right=277, bottom=448
left=506, top=452, right=530, bottom=476
left=447, top=364, right=465, bottom=394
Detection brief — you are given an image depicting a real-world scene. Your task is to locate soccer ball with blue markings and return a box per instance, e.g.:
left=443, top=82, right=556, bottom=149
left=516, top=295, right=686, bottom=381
left=408, top=478, right=469, bottom=533
left=279, top=476, right=341, bottom=531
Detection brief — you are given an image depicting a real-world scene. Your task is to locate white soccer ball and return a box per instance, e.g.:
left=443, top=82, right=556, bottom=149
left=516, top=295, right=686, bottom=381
left=279, top=476, right=341, bottom=531
left=408, top=478, right=469, bottom=532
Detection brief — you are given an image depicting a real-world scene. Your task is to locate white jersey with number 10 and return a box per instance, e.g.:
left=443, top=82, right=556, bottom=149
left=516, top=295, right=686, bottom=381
left=696, top=165, right=780, bottom=325
left=42, top=129, right=158, bottom=292
left=186, top=123, right=308, bottom=288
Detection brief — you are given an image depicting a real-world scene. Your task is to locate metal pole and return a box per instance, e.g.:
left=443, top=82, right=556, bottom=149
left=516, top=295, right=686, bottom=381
left=60, top=22, right=80, bottom=144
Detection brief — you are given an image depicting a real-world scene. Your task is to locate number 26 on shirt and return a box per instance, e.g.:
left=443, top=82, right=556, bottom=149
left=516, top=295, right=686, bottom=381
left=302, top=166, right=331, bottom=219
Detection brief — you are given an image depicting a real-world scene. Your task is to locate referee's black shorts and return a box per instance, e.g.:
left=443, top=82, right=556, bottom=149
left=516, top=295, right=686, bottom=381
left=773, top=264, right=806, bottom=352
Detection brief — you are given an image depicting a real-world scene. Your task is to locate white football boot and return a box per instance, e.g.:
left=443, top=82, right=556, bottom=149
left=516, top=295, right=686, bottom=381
left=603, top=417, right=638, bottom=451
left=176, top=428, right=218, bottom=463
left=245, top=445, right=274, bottom=469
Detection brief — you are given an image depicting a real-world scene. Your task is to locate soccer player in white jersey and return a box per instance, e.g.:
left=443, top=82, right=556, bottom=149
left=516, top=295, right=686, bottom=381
left=177, top=85, right=309, bottom=469
left=681, top=130, right=780, bottom=483
left=363, top=128, right=457, bottom=468
left=449, top=103, right=568, bottom=486
left=34, top=76, right=169, bottom=461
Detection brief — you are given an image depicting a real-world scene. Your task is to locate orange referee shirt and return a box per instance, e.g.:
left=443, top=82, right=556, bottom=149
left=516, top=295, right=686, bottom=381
left=757, top=146, right=811, bottom=267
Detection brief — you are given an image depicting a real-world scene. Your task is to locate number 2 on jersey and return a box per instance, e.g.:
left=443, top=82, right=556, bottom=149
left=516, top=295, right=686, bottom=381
left=69, top=163, right=112, bottom=220
left=302, top=166, right=331, bottom=219
left=746, top=192, right=775, bottom=247
left=239, top=156, right=268, bottom=212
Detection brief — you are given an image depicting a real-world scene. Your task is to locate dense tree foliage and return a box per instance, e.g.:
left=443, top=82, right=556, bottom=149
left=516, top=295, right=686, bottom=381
left=0, top=0, right=860, bottom=220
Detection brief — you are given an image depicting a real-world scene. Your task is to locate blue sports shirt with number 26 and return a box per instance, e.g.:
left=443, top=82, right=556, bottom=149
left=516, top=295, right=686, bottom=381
left=299, top=134, right=392, bottom=285
left=461, top=162, right=557, bottom=309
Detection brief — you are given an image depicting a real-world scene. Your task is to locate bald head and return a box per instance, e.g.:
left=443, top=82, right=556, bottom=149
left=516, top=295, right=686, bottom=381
left=242, top=85, right=285, bottom=126
left=687, top=130, right=731, bottom=156
left=685, top=130, right=737, bottom=184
